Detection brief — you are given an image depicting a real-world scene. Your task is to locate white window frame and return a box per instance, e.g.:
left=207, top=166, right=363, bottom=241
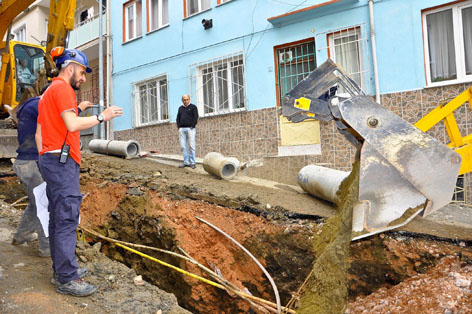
left=124, top=0, right=142, bottom=42
left=423, top=1, right=472, bottom=87
left=327, top=27, right=364, bottom=90
left=14, top=24, right=26, bottom=42
left=195, top=54, right=246, bottom=116
left=149, top=0, right=169, bottom=31
left=186, top=0, right=211, bottom=17
left=134, top=75, right=169, bottom=127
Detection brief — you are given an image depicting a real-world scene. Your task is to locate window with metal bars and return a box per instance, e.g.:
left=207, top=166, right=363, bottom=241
left=275, top=39, right=316, bottom=106
left=134, top=76, right=169, bottom=126
left=194, top=54, right=246, bottom=115
left=327, top=27, right=364, bottom=89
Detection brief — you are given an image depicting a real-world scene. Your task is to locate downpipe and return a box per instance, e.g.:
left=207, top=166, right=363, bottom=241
left=89, top=139, right=141, bottom=158
left=369, top=0, right=381, bottom=104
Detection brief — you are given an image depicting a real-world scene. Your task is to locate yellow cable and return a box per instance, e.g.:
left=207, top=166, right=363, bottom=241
left=80, top=228, right=296, bottom=313
left=114, top=242, right=225, bottom=289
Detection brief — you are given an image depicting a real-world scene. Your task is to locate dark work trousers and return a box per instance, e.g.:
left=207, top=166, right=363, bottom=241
left=38, top=153, right=82, bottom=284
left=12, top=159, right=49, bottom=253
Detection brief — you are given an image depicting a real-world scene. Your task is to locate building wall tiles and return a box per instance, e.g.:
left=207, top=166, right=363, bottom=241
left=115, top=83, right=471, bottom=203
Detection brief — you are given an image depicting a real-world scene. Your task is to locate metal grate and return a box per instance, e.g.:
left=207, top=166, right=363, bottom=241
left=132, top=76, right=169, bottom=127
left=275, top=40, right=316, bottom=105
left=188, top=52, right=246, bottom=116
left=452, top=174, right=467, bottom=204
left=316, top=24, right=369, bottom=93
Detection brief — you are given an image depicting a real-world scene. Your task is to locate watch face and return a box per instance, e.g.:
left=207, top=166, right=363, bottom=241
left=97, top=114, right=104, bottom=122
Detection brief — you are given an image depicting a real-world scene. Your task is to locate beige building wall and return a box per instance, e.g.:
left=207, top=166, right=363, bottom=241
left=10, top=2, right=49, bottom=45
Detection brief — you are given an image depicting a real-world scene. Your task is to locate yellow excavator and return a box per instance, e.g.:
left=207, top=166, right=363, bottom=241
left=283, top=59, right=472, bottom=240
left=0, top=0, right=76, bottom=158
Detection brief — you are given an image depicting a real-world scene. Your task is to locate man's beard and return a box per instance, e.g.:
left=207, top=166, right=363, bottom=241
left=70, top=70, right=81, bottom=90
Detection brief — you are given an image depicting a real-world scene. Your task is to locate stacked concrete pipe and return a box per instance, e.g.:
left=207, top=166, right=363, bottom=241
left=203, top=152, right=240, bottom=180
left=88, top=139, right=141, bottom=158
left=298, top=165, right=350, bottom=204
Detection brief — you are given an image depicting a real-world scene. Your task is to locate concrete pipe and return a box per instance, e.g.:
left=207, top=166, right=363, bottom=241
left=298, top=165, right=350, bottom=204
left=203, top=152, right=239, bottom=180
left=88, top=139, right=141, bottom=158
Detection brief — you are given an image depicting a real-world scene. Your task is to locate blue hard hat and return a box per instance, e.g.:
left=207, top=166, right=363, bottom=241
left=55, top=49, right=92, bottom=73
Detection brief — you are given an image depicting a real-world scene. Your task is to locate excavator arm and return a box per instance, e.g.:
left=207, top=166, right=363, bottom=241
left=44, top=0, right=76, bottom=77
left=0, top=0, right=76, bottom=158
left=0, top=0, right=76, bottom=106
left=282, top=59, right=462, bottom=240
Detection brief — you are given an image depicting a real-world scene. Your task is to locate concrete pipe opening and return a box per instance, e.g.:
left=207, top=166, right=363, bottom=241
left=222, top=163, right=237, bottom=179
left=126, top=142, right=139, bottom=157
left=203, top=152, right=239, bottom=180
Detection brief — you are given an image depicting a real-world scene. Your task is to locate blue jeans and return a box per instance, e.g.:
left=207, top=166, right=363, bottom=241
left=179, top=127, right=196, bottom=165
left=38, top=154, right=82, bottom=284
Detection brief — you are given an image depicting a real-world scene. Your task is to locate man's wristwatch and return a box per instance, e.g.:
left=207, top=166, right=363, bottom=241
left=96, top=114, right=104, bottom=123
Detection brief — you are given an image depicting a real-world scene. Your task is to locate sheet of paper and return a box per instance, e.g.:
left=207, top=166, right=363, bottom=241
left=33, top=182, right=49, bottom=237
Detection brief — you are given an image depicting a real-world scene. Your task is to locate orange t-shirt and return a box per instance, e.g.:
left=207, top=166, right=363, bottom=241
left=38, top=77, right=81, bottom=165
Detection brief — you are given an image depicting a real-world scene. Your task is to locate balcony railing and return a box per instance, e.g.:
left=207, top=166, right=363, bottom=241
left=68, top=13, right=107, bottom=48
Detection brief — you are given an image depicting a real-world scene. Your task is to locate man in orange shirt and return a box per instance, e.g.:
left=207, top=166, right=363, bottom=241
left=36, top=48, right=122, bottom=297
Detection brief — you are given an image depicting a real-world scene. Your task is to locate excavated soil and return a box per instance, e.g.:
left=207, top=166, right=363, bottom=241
left=1, top=154, right=472, bottom=313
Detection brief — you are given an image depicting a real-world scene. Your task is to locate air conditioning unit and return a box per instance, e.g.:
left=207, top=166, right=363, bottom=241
left=279, top=51, right=293, bottom=63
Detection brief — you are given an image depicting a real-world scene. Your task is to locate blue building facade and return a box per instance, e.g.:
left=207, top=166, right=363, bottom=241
left=111, top=0, right=472, bottom=197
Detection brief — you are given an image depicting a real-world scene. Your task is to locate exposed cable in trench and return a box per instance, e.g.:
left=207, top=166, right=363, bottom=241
left=79, top=226, right=295, bottom=314
left=195, top=216, right=282, bottom=314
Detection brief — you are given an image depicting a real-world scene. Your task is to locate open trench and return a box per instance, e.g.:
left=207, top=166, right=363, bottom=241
left=1, top=157, right=471, bottom=313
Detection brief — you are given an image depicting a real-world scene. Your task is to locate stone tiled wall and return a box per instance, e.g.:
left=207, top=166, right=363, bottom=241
left=114, top=83, right=471, bottom=203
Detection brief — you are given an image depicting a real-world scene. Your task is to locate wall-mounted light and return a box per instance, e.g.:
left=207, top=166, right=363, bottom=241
left=202, top=19, right=213, bottom=30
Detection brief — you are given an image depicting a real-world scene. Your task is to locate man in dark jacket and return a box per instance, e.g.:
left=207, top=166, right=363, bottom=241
left=176, top=94, right=199, bottom=169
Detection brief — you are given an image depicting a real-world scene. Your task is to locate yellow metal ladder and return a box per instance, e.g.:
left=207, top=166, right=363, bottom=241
left=415, top=86, right=472, bottom=175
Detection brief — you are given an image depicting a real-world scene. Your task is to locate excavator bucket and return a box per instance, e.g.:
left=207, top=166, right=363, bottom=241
left=282, top=59, right=462, bottom=240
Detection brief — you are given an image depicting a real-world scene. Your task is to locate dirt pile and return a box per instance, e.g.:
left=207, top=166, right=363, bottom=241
left=347, top=255, right=472, bottom=313
left=1, top=155, right=472, bottom=313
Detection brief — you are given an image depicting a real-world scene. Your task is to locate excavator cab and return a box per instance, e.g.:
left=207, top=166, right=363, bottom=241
left=0, top=41, right=45, bottom=114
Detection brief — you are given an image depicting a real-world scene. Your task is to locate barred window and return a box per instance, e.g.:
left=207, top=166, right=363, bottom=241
left=316, top=24, right=369, bottom=94
left=190, top=53, right=246, bottom=116
left=134, top=76, right=169, bottom=126
left=275, top=39, right=316, bottom=106
left=327, top=27, right=364, bottom=89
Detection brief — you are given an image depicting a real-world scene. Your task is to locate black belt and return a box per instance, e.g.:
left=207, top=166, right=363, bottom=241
left=47, top=153, right=61, bottom=157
